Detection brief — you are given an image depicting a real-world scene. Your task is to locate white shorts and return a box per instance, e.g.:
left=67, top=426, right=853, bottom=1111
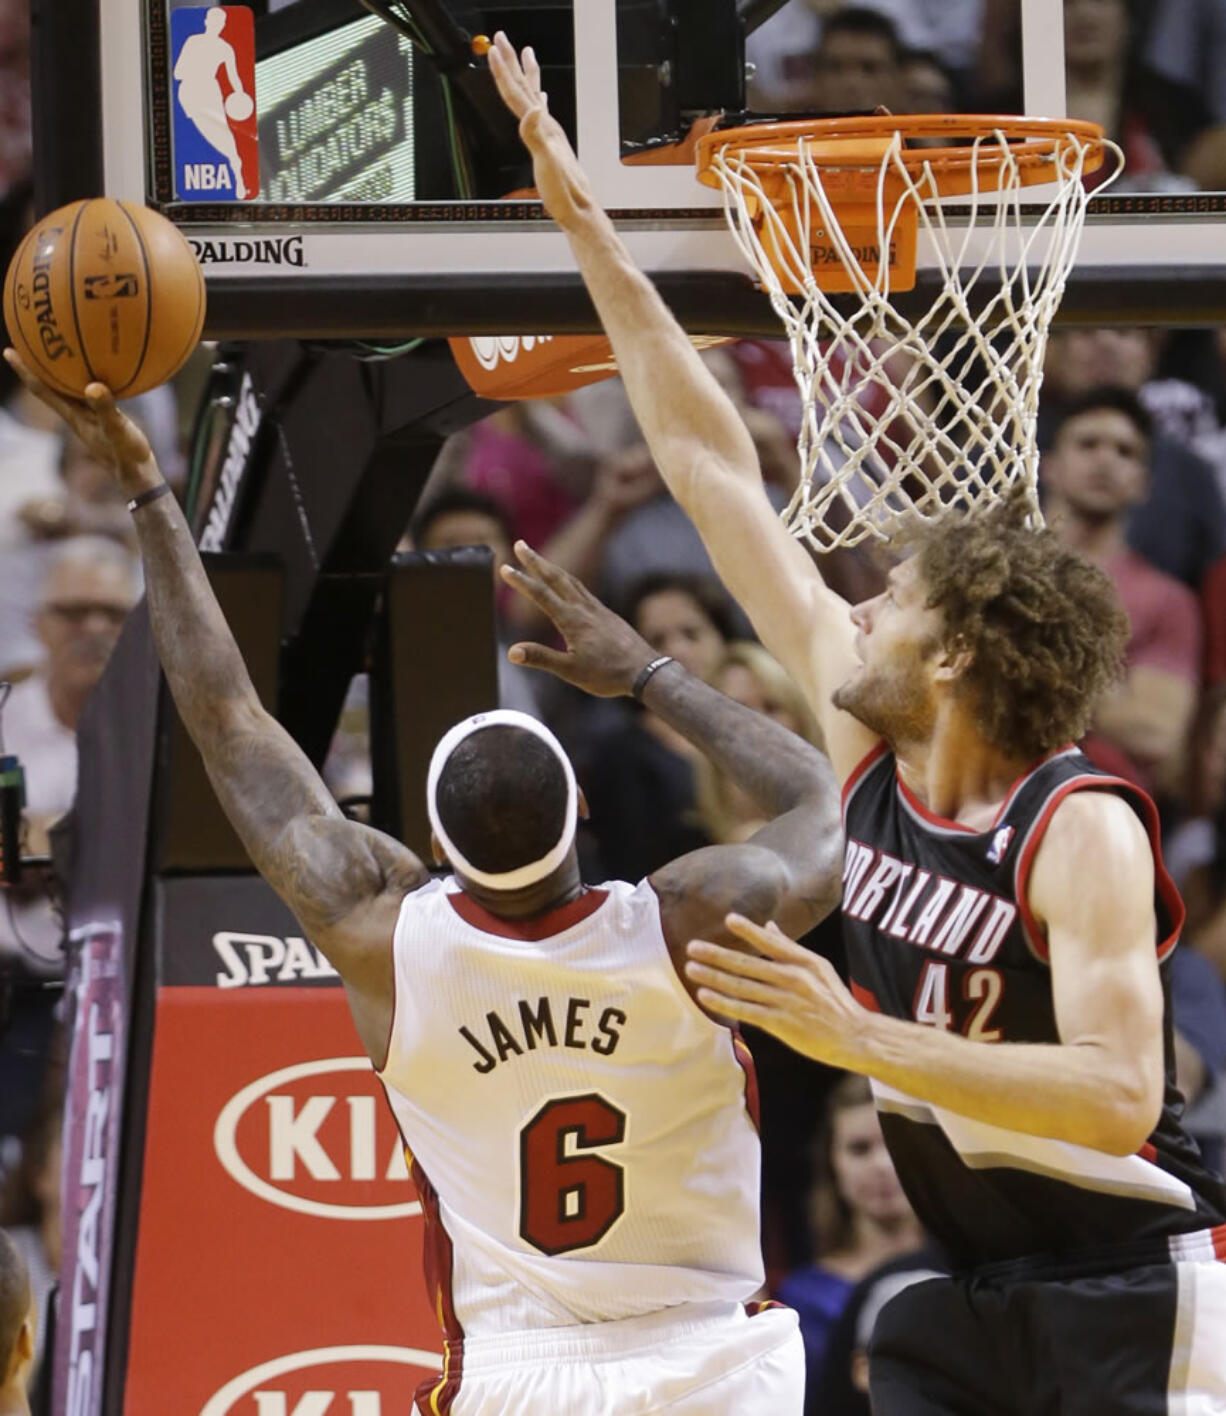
left=417, top=1300, right=804, bottom=1415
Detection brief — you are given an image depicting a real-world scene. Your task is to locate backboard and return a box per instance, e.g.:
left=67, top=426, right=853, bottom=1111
left=41, top=0, right=1226, bottom=339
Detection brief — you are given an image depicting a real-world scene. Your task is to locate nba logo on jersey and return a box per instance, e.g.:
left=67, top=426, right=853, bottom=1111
left=170, top=7, right=259, bottom=203
left=986, top=825, right=1014, bottom=865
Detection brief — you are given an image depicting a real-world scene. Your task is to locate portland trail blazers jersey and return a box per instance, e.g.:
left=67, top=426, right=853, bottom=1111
left=842, top=743, right=1226, bottom=1270
left=377, top=876, right=764, bottom=1340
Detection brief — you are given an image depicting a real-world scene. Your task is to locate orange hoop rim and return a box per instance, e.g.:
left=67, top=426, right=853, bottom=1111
left=695, top=114, right=1109, bottom=194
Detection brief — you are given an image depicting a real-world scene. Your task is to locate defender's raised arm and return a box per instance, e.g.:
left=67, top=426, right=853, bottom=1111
left=487, top=34, right=877, bottom=781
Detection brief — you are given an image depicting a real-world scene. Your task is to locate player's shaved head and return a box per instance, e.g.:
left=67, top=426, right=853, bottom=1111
left=0, top=1229, right=30, bottom=1383
left=435, top=725, right=571, bottom=876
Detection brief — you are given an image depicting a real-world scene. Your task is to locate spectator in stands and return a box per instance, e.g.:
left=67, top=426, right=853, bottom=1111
left=1042, top=328, right=1226, bottom=589
left=1062, top=0, right=1210, bottom=190
left=805, top=8, right=906, bottom=115
left=582, top=572, right=735, bottom=881
left=598, top=433, right=795, bottom=613
left=695, top=642, right=823, bottom=844
left=776, top=1074, right=925, bottom=1399
left=0, top=1104, right=59, bottom=1409
left=855, top=0, right=985, bottom=78
left=0, top=537, right=137, bottom=1146
left=1041, top=388, right=1201, bottom=797
left=1144, top=0, right=1226, bottom=188
left=746, top=0, right=983, bottom=111
left=898, top=48, right=960, bottom=116
left=0, top=1228, right=33, bottom=1416
left=459, top=403, right=594, bottom=551
left=0, top=369, right=64, bottom=679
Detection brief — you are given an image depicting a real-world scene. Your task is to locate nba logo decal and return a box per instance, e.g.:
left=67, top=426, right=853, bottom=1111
left=170, top=7, right=259, bottom=202
left=986, top=825, right=1014, bottom=866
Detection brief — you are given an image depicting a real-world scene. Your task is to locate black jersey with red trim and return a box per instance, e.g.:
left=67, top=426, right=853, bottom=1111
left=841, top=742, right=1226, bottom=1270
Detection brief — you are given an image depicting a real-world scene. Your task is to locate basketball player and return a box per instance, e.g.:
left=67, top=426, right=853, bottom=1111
left=173, top=8, right=253, bottom=199
left=487, top=34, right=1226, bottom=1412
left=3, top=348, right=846, bottom=1413
left=0, top=1230, right=33, bottom=1416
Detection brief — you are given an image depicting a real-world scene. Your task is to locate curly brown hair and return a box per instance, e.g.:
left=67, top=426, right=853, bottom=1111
left=905, top=492, right=1129, bottom=761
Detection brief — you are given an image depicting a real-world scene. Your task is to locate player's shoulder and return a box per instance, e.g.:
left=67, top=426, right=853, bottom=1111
left=1036, top=787, right=1153, bottom=886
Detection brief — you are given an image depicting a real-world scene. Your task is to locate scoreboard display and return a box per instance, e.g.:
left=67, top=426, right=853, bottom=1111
left=255, top=13, right=416, bottom=203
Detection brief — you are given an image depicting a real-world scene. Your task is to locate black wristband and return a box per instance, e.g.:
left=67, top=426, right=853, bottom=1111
left=127, top=481, right=172, bottom=513
left=631, top=655, right=676, bottom=701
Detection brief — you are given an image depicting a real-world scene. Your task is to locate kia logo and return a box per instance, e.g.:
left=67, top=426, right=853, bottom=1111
left=200, top=1343, right=441, bottom=1415
left=213, top=1057, right=422, bottom=1220
left=469, top=333, right=553, bottom=370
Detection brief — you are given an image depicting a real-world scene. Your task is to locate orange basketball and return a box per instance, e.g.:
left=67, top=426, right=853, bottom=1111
left=3, top=197, right=206, bottom=399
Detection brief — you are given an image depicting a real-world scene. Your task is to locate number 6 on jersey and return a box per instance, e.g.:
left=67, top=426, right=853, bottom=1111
left=519, top=1093, right=627, bottom=1256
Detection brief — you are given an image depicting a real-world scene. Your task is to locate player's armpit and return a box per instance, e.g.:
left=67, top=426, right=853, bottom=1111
left=201, top=706, right=426, bottom=1062
left=651, top=796, right=843, bottom=1018
left=258, top=810, right=426, bottom=1067
left=1028, top=790, right=1166, bottom=1153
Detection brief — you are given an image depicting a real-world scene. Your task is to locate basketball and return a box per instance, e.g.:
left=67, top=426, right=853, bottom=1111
left=3, top=197, right=206, bottom=400
left=224, top=90, right=254, bottom=122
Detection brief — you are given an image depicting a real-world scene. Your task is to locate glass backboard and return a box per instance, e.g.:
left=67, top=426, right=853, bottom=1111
left=43, top=0, right=1226, bottom=338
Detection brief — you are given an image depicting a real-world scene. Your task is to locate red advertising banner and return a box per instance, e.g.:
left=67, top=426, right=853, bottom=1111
left=125, top=987, right=442, bottom=1415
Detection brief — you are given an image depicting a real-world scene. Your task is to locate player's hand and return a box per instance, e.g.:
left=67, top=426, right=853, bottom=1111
left=685, top=916, right=869, bottom=1070
left=487, top=32, right=594, bottom=231
left=501, top=541, right=658, bottom=697
left=3, top=349, right=157, bottom=494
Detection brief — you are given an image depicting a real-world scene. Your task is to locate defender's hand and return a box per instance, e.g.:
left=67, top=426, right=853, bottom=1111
left=3, top=349, right=156, bottom=494
left=501, top=541, right=657, bottom=697
left=685, top=915, right=870, bottom=1071
left=487, top=32, right=595, bottom=231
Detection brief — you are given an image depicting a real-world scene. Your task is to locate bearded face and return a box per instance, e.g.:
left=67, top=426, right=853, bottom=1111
left=836, top=559, right=946, bottom=748
left=833, top=633, right=939, bottom=746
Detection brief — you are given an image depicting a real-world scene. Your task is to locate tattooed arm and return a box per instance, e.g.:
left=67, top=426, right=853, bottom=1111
left=6, top=352, right=426, bottom=1065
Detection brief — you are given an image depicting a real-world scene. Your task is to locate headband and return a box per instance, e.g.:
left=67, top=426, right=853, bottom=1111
left=426, top=709, right=578, bottom=890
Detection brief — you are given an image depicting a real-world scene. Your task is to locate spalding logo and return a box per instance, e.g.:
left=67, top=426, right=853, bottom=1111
left=213, top=1057, right=421, bottom=1220
left=27, top=229, right=75, bottom=362
left=469, top=333, right=553, bottom=371
left=199, top=1344, right=442, bottom=1416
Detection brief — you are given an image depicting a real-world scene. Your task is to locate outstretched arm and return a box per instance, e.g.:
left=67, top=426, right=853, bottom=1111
left=487, top=34, right=877, bottom=781
left=686, top=792, right=1165, bottom=1154
left=502, top=543, right=843, bottom=957
left=6, top=352, right=426, bottom=1065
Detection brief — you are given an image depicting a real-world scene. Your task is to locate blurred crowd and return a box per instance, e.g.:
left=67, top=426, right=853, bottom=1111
left=747, top=0, right=1226, bottom=193
left=3, top=0, right=1226, bottom=1409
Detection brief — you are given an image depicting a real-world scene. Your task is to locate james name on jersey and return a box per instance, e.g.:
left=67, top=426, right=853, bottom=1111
left=843, top=838, right=1018, bottom=965
left=459, top=994, right=628, bottom=1074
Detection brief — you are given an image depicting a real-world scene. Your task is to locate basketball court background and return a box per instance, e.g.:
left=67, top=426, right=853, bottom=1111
left=22, top=0, right=1226, bottom=1410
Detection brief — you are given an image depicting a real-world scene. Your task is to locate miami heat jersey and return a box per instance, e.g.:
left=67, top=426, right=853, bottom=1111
left=377, top=876, right=764, bottom=1339
left=842, top=743, right=1226, bottom=1269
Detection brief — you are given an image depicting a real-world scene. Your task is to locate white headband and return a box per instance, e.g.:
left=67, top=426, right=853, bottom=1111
left=426, top=709, right=578, bottom=890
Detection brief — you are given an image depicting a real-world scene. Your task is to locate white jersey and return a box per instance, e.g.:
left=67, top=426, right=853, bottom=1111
left=378, top=876, right=764, bottom=1338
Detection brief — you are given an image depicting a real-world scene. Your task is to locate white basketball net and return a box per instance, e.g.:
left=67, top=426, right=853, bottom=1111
left=709, top=128, right=1122, bottom=550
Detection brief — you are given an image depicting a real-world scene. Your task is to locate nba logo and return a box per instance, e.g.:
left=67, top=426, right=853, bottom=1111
left=170, top=7, right=259, bottom=203
left=986, top=825, right=1014, bottom=866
